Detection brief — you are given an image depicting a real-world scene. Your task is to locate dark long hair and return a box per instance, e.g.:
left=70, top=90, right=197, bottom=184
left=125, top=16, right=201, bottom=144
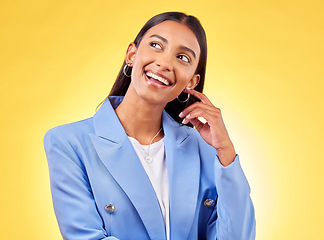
left=108, top=12, right=207, bottom=126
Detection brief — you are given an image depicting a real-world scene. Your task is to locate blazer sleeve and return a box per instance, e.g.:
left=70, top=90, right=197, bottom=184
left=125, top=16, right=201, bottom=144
left=44, top=128, right=120, bottom=240
left=206, top=155, right=256, bottom=240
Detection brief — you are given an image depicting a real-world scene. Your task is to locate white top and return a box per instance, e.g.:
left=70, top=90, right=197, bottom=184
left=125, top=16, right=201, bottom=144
left=128, top=136, right=170, bottom=240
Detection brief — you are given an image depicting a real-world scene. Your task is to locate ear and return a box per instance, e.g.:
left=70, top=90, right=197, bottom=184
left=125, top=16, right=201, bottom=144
left=187, top=74, right=200, bottom=89
left=125, top=43, right=137, bottom=66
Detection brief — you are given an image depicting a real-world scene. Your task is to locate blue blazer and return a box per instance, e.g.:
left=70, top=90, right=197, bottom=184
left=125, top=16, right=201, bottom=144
left=44, top=96, right=255, bottom=240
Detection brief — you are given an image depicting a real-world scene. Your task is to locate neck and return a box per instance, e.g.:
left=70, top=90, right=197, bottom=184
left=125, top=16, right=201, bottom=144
left=115, top=86, right=165, bottom=145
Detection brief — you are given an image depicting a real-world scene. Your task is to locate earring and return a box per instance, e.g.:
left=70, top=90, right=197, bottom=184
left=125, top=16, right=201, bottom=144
left=177, top=92, right=190, bottom=103
left=123, top=64, right=132, bottom=77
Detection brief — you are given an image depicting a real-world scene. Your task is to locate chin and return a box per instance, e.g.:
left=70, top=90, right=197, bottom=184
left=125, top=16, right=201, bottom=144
left=137, top=90, right=170, bottom=106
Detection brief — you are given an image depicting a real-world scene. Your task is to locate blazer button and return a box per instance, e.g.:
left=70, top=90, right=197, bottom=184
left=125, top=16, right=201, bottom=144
left=204, top=199, right=215, bottom=207
left=105, top=204, right=115, bottom=213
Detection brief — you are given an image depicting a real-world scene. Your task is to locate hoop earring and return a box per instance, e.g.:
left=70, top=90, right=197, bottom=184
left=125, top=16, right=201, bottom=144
left=177, top=92, right=190, bottom=103
left=123, top=64, right=131, bottom=77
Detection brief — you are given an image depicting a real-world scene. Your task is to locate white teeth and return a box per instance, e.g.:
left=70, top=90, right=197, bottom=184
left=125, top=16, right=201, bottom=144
left=146, top=72, right=170, bottom=86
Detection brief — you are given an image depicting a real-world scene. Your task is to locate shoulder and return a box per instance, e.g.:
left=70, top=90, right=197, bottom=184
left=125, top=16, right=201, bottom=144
left=43, top=117, right=96, bottom=172
left=43, top=117, right=94, bottom=149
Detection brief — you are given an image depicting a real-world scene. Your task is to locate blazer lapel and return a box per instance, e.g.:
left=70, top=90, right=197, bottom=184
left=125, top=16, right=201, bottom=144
left=162, top=111, right=201, bottom=240
left=90, top=97, right=166, bottom=240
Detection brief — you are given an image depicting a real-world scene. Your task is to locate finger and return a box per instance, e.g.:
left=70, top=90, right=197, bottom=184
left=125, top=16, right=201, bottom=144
left=179, top=101, right=216, bottom=118
left=182, top=108, right=215, bottom=125
left=185, top=88, right=213, bottom=105
left=188, top=118, right=205, bottom=131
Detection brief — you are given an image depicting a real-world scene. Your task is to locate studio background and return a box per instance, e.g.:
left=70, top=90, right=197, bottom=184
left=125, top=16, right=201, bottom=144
left=1, top=0, right=323, bottom=239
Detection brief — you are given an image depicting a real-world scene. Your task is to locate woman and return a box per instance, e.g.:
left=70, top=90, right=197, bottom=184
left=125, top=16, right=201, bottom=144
left=44, top=12, right=256, bottom=240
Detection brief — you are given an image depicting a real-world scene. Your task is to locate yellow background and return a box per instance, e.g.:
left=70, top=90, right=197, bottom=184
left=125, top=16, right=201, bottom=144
left=1, top=0, right=323, bottom=239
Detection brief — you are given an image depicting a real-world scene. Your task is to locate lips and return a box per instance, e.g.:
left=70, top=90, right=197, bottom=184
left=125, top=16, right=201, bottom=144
left=145, top=70, right=173, bottom=86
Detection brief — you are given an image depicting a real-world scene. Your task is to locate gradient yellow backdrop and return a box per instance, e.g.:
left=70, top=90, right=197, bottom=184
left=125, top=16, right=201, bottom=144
left=1, top=0, right=323, bottom=239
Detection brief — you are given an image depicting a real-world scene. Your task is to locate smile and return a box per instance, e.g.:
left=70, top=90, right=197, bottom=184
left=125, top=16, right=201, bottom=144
left=145, top=71, right=172, bottom=86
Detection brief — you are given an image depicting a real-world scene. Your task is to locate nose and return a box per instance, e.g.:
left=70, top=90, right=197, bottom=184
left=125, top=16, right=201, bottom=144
left=155, top=53, right=173, bottom=72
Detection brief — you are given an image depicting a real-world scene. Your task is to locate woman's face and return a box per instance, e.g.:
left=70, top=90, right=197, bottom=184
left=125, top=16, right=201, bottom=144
left=126, top=20, right=201, bottom=105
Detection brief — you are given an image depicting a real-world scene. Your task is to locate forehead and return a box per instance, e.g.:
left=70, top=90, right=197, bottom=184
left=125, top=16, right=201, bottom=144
left=142, top=20, right=200, bottom=56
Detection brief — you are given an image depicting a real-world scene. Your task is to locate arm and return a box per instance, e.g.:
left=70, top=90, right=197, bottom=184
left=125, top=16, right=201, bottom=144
left=44, top=129, right=120, bottom=240
left=180, top=88, right=256, bottom=239
left=211, top=155, right=256, bottom=239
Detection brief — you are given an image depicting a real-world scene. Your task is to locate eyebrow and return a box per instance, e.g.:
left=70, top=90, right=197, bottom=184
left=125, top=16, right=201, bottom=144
left=149, top=34, right=197, bottom=59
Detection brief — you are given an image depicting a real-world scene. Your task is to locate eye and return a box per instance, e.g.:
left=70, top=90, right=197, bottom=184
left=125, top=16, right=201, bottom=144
left=178, top=55, right=190, bottom=63
left=150, top=42, right=162, bottom=50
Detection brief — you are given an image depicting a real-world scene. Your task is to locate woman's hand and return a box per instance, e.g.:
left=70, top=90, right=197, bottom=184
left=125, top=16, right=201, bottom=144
left=179, top=88, right=236, bottom=166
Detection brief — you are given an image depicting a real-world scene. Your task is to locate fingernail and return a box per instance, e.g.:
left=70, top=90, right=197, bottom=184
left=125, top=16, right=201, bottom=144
left=186, top=114, right=191, bottom=118
left=179, top=112, right=184, bottom=117
left=182, top=118, right=186, bottom=124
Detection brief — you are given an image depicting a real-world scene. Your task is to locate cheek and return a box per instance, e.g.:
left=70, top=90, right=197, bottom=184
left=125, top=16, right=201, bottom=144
left=175, top=69, right=195, bottom=85
left=133, top=49, right=153, bottom=67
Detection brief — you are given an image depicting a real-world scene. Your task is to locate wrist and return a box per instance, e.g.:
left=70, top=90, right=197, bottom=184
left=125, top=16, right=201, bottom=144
left=216, top=144, right=236, bottom=167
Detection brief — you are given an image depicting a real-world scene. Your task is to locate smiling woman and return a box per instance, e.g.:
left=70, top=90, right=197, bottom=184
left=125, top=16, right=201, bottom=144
left=44, top=12, right=256, bottom=240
